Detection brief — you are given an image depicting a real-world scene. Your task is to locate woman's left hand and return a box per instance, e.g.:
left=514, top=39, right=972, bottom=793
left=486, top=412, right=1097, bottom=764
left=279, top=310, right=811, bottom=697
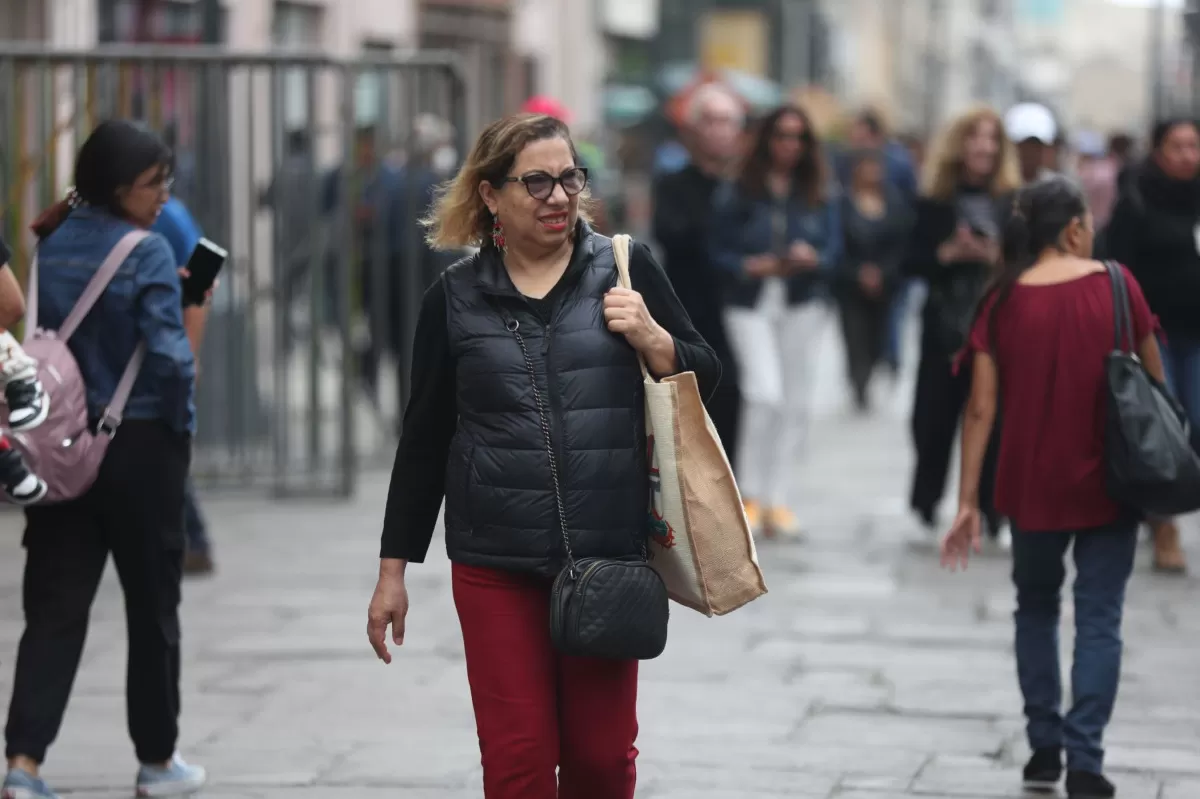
left=177, top=267, right=218, bottom=306
left=604, top=287, right=675, bottom=374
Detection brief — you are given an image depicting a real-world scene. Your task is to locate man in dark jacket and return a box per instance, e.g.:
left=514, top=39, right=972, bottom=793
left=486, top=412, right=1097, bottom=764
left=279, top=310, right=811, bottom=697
left=652, top=83, right=745, bottom=467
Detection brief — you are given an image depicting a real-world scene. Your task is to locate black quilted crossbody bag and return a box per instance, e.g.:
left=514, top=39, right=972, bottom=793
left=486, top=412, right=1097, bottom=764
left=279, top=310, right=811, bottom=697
left=506, top=316, right=669, bottom=661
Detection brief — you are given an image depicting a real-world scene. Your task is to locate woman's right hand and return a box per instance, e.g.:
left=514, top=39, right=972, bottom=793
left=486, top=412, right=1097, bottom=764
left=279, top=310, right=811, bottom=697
left=937, top=225, right=979, bottom=264
left=367, top=561, right=410, bottom=664
left=940, top=505, right=982, bottom=571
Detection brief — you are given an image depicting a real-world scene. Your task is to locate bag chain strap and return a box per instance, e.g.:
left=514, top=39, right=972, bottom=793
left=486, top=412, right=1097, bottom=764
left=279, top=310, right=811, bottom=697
left=507, top=318, right=578, bottom=579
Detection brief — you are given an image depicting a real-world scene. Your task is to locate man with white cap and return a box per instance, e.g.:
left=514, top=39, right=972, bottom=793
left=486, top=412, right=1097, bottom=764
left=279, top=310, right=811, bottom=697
left=1005, top=102, right=1058, bottom=184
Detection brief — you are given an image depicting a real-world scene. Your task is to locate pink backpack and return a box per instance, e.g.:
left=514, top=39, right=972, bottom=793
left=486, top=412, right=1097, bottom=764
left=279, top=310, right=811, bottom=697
left=8, top=230, right=149, bottom=503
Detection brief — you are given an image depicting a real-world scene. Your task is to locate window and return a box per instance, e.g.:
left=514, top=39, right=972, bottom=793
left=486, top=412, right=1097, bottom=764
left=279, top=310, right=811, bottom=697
left=355, top=42, right=394, bottom=127
left=99, top=0, right=224, bottom=43
left=608, top=37, right=652, bottom=83
left=273, top=2, right=323, bottom=130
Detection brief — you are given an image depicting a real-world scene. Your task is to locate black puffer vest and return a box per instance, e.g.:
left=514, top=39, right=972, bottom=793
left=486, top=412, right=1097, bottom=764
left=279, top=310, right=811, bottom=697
left=441, top=225, right=648, bottom=576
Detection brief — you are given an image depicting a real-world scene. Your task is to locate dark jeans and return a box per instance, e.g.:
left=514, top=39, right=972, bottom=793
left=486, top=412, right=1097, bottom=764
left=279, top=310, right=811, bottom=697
left=910, top=349, right=1001, bottom=531
left=884, top=279, right=912, bottom=371
left=1012, top=520, right=1138, bottom=774
left=839, top=293, right=888, bottom=406
left=1162, top=333, right=1200, bottom=452
left=183, top=479, right=209, bottom=555
left=5, top=421, right=190, bottom=765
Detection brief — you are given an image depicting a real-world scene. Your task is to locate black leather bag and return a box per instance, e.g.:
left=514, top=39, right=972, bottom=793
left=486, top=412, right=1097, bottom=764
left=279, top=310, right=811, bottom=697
left=507, top=318, right=669, bottom=661
left=1103, top=261, right=1200, bottom=516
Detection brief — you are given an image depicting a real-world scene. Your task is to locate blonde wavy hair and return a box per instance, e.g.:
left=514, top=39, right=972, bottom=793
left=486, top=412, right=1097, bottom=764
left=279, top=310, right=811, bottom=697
left=920, top=105, right=1021, bottom=201
left=422, top=113, right=593, bottom=250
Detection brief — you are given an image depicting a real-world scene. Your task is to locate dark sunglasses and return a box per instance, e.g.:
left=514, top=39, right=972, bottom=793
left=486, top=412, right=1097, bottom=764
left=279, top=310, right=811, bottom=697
left=772, top=131, right=810, bottom=143
left=496, top=167, right=589, bottom=200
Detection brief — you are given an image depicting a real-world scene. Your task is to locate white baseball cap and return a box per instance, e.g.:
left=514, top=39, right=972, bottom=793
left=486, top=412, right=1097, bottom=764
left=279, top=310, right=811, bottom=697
left=1004, top=103, right=1057, bottom=145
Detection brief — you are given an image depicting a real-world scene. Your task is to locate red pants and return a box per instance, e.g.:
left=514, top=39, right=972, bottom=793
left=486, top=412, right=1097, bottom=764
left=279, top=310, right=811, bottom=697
left=452, top=562, right=639, bottom=799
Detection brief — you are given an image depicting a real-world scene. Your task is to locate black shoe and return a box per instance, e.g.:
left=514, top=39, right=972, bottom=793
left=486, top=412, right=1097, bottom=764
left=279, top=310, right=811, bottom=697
left=0, top=446, right=46, bottom=505
left=184, top=549, right=216, bottom=576
left=5, top=376, right=48, bottom=432
left=1066, top=770, right=1115, bottom=799
left=1022, top=748, right=1062, bottom=792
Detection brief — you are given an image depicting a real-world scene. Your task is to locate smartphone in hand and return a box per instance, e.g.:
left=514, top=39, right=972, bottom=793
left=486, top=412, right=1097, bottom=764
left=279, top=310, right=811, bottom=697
left=182, top=238, right=228, bottom=306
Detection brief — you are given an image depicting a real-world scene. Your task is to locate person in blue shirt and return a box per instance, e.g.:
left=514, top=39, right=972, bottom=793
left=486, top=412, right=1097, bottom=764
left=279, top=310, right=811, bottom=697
left=152, top=195, right=215, bottom=576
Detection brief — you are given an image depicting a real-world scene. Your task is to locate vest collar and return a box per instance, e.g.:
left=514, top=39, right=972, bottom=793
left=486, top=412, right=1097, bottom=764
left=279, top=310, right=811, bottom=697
left=473, top=220, right=599, bottom=298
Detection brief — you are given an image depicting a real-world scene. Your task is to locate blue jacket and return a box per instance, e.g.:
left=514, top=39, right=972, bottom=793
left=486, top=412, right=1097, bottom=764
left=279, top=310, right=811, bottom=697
left=835, top=140, right=918, bottom=201
left=36, top=208, right=196, bottom=433
left=152, top=197, right=203, bottom=266
left=709, top=180, right=842, bottom=307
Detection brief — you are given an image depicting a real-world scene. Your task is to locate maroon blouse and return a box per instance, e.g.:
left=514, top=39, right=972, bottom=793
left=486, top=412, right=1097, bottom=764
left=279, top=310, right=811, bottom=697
left=962, top=266, right=1159, bottom=532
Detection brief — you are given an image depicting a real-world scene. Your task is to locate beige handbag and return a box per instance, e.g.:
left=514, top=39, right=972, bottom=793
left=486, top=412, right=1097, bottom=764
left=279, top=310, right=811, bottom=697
left=613, top=234, right=767, bottom=616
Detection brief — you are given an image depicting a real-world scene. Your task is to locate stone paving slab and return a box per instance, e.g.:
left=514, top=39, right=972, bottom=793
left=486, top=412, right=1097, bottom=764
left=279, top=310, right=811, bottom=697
left=1, top=338, right=1199, bottom=797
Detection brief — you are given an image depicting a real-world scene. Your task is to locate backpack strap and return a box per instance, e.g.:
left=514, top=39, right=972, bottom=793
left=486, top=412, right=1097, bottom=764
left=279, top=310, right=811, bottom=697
left=59, top=230, right=152, bottom=342
left=26, top=229, right=152, bottom=433
left=97, top=340, right=146, bottom=434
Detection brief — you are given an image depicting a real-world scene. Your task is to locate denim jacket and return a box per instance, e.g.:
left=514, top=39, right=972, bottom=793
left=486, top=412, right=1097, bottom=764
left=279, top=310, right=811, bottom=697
left=35, top=208, right=196, bottom=433
left=709, top=180, right=842, bottom=307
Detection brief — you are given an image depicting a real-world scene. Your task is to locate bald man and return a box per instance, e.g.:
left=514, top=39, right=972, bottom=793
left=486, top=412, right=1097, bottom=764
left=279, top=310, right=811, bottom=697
left=652, top=83, right=746, bottom=467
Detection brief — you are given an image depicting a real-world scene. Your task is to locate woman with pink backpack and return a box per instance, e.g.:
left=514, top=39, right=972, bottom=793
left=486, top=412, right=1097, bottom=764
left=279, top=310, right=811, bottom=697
left=2, top=121, right=204, bottom=799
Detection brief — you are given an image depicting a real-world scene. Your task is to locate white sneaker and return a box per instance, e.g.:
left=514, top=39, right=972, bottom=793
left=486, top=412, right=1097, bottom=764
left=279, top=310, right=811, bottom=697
left=981, top=523, right=1013, bottom=556
left=135, top=754, right=206, bottom=797
left=996, top=524, right=1013, bottom=552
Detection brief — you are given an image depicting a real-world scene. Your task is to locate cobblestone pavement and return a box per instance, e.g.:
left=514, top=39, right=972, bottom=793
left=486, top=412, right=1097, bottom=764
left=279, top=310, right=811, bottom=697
left=1, top=310, right=1199, bottom=798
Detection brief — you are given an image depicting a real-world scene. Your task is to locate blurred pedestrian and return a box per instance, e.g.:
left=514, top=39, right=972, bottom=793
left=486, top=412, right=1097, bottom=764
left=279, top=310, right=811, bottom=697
left=322, top=126, right=407, bottom=405
left=842, top=109, right=920, bottom=377
left=904, top=106, right=1020, bottom=545
left=1074, top=131, right=1118, bottom=230
left=1104, top=117, right=1200, bottom=573
left=943, top=176, right=1158, bottom=799
left=834, top=149, right=912, bottom=411
left=653, top=82, right=745, bottom=466
left=1005, top=102, right=1058, bottom=184
left=259, top=129, right=319, bottom=351
left=366, top=113, right=720, bottom=799
left=4, top=120, right=204, bottom=799
left=152, top=195, right=215, bottom=576
left=710, top=105, right=842, bottom=538
left=843, top=108, right=919, bottom=200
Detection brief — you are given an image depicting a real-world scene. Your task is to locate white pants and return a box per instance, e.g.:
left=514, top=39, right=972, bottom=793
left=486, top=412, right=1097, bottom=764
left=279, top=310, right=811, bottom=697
left=725, top=279, right=827, bottom=508
left=0, top=330, right=36, bottom=387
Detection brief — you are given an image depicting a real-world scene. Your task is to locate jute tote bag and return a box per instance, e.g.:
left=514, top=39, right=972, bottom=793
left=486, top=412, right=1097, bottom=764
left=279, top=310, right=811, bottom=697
left=613, top=234, right=767, bottom=616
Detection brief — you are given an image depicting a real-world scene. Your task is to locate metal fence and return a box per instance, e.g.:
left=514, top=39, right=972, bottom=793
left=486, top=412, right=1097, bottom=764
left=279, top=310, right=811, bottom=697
left=0, top=45, right=467, bottom=498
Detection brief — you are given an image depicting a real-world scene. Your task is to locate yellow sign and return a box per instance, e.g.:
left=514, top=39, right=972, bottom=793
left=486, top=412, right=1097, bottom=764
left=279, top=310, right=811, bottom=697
left=699, top=10, right=767, bottom=77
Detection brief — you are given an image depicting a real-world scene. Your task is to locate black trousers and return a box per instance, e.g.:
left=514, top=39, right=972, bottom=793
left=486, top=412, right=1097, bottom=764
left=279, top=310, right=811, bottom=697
left=5, top=420, right=191, bottom=765
left=839, top=293, right=888, bottom=406
left=706, top=364, right=742, bottom=475
left=910, top=349, right=1001, bottom=531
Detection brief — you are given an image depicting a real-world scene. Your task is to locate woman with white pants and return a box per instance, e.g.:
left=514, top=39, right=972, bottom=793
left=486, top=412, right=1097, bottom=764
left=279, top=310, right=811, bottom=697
left=710, top=105, right=841, bottom=538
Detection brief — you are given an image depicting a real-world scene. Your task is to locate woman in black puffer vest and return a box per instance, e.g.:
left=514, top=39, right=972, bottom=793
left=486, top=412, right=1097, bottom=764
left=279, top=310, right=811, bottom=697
left=365, top=113, right=720, bottom=799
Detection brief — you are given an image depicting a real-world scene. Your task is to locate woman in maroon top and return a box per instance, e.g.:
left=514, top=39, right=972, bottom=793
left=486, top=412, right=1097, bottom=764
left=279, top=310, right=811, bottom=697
left=941, top=176, right=1167, bottom=799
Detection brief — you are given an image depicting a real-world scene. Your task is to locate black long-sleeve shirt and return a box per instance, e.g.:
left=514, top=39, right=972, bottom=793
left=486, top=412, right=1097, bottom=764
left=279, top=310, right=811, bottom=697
left=379, top=241, right=721, bottom=561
